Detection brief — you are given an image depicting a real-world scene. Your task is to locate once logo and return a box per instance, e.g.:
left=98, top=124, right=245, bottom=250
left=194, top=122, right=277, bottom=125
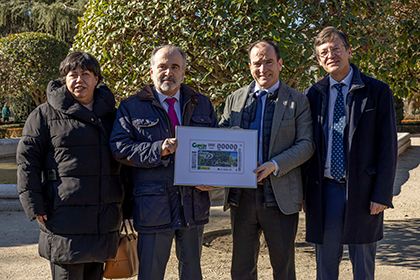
left=192, top=142, right=207, bottom=149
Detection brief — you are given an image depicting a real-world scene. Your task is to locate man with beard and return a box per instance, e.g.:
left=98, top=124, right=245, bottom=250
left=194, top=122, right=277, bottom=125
left=110, top=45, right=218, bottom=280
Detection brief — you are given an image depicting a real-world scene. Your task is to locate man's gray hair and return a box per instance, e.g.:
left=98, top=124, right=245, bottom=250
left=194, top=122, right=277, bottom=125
left=150, top=45, right=187, bottom=69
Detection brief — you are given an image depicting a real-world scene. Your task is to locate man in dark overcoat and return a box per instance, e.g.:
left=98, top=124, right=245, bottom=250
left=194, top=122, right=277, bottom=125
left=304, top=26, right=397, bottom=279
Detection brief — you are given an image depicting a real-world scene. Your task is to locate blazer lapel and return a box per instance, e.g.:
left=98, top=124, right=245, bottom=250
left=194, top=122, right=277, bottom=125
left=234, top=84, right=253, bottom=127
left=269, top=82, right=290, bottom=153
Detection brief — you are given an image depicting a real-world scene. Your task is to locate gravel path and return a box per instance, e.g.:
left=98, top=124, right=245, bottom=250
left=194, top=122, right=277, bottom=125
left=1, top=136, right=420, bottom=279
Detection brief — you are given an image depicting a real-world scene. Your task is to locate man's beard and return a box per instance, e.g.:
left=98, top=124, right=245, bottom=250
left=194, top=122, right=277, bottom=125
left=157, top=76, right=180, bottom=93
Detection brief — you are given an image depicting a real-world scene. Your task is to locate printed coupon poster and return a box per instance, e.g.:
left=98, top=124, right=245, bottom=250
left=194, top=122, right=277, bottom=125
left=190, top=141, right=243, bottom=173
left=174, top=127, right=257, bottom=188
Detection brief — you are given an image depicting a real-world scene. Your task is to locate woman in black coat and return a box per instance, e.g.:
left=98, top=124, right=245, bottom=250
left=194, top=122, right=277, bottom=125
left=17, top=52, right=124, bottom=280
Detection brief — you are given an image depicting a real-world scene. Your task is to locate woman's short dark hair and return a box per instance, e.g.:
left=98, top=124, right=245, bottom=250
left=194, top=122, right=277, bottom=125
left=59, top=52, right=103, bottom=84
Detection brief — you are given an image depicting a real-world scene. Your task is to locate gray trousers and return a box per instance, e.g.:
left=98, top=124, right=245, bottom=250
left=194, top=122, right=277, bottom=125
left=230, top=187, right=298, bottom=280
left=137, top=226, right=204, bottom=280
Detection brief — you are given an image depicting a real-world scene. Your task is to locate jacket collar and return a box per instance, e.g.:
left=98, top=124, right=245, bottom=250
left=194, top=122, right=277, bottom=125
left=248, top=80, right=280, bottom=100
left=313, top=63, right=366, bottom=96
left=137, top=83, right=200, bottom=105
left=348, top=63, right=366, bottom=92
left=47, top=79, right=116, bottom=121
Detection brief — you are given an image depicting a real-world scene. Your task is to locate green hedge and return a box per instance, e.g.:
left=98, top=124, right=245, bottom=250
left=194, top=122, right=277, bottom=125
left=0, top=123, right=24, bottom=138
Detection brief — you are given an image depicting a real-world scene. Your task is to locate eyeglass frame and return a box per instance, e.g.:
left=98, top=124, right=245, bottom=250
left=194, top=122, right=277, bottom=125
left=316, top=44, right=347, bottom=58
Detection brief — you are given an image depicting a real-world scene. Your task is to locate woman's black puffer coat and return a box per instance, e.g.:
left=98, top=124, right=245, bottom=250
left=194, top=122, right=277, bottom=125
left=17, top=80, right=123, bottom=264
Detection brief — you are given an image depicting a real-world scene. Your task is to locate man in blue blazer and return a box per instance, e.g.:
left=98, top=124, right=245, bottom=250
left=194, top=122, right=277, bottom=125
left=304, top=27, right=397, bottom=279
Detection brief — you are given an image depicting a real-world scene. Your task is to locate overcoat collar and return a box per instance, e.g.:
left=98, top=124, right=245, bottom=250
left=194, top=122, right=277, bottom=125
left=347, top=64, right=369, bottom=147
left=312, top=64, right=371, bottom=155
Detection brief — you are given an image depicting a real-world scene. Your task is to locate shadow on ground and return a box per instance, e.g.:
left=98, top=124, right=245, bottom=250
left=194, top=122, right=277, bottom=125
left=394, top=137, right=420, bottom=196
left=377, top=218, right=420, bottom=270
left=0, top=212, right=39, bottom=247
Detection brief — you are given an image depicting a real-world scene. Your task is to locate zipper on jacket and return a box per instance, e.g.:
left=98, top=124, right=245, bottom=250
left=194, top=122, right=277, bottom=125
left=181, top=98, right=192, bottom=127
left=179, top=186, right=183, bottom=206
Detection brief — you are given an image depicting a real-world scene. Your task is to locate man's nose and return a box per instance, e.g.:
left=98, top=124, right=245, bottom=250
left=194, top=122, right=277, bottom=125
left=326, top=49, right=336, bottom=58
left=259, top=63, right=267, bottom=72
left=164, top=67, right=173, bottom=76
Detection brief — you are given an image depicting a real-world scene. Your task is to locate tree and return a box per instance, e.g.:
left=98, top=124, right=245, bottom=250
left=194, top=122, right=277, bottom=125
left=0, top=0, right=88, bottom=44
left=0, top=32, right=69, bottom=106
left=73, top=0, right=419, bottom=104
left=388, top=0, right=420, bottom=98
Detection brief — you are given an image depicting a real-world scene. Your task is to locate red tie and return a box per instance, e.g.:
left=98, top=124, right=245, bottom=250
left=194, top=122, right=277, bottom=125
left=165, top=98, right=180, bottom=132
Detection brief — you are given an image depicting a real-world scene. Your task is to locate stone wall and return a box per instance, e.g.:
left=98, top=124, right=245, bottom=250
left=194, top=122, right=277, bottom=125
left=0, top=138, right=20, bottom=158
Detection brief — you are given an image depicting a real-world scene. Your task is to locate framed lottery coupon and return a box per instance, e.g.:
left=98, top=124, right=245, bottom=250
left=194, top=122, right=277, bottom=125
left=174, top=126, right=257, bottom=188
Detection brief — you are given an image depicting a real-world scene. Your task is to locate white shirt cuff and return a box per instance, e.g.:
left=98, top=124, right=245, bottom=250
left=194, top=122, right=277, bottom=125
left=272, top=160, right=279, bottom=176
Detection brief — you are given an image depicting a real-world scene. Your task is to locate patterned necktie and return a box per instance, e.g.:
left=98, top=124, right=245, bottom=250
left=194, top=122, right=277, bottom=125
left=331, top=83, right=345, bottom=182
left=249, top=90, right=267, bottom=163
left=165, top=98, right=180, bottom=132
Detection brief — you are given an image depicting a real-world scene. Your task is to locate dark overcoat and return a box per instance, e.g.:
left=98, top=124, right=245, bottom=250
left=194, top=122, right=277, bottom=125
left=17, top=80, right=123, bottom=264
left=303, top=64, right=397, bottom=244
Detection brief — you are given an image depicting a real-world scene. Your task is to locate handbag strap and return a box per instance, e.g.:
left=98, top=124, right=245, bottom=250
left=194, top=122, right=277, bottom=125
left=127, top=220, right=135, bottom=234
left=121, top=220, right=128, bottom=234
left=121, top=220, right=137, bottom=241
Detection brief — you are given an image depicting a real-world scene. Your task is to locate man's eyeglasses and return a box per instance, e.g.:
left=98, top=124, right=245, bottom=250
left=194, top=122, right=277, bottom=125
left=317, top=45, right=346, bottom=58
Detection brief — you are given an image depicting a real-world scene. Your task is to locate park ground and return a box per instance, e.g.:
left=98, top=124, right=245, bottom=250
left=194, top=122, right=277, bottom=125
left=1, top=136, right=420, bottom=279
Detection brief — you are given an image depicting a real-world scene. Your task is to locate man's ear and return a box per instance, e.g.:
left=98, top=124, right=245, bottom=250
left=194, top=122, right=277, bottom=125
left=278, top=58, right=283, bottom=71
left=181, top=68, right=185, bottom=81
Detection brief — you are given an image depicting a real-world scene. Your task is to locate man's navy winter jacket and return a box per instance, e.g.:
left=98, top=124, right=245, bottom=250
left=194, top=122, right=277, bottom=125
left=110, top=83, right=218, bottom=233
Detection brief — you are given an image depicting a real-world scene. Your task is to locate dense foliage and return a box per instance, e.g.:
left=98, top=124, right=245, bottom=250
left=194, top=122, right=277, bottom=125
left=73, top=0, right=419, bottom=104
left=0, top=0, right=88, bottom=44
left=0, top=32, right=69, bottom=106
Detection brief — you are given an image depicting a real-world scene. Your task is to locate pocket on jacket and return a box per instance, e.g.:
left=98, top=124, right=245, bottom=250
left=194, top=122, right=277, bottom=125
left=192, top=189, right=210, bottom=221
left=288, top=168, right=303, bottom=204
left=280, top=118, right=295, bottom=128
left=365, top=166, right=376, bottom=175
left=364, top=107, right=376, bottom=113
left=133, top=182, right=172, bottom=227
left=132, top=118, right=159, bottom=128
left=279, top=119, right=296, bottom=137
left=191, top=115, right=213, bottom=127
